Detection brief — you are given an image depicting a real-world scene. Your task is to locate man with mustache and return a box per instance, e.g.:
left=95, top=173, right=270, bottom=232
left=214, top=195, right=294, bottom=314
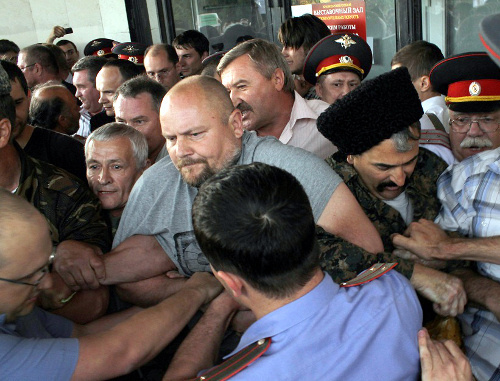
left=391, top=51, right=500, bottom=380
left=430, top=53, right=500, bottom=163
left=217, top=39, right=336, bottom=159
left=317, top=67, right=466, bottom=318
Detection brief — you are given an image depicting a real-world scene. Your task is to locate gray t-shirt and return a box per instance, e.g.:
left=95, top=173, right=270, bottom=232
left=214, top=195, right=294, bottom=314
left=113, top=132, right=342, bottom=276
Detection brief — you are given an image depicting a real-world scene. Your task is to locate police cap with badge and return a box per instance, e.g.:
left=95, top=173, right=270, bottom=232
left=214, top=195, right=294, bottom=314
left=430, top=52, right=500, bottom=113
left=112, top=42, right=148, bottom=65
left=317, top=67, right=423, bottom=156
left=303, top=33, right=372, bottom=85
left=84, top=38, right=117, bottom=58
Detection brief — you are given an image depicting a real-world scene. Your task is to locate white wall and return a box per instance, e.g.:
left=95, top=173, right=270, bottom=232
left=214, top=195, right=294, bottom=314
left=146, top=0, right=162, bottom=44
left=0, top=0, right=130, bottom=54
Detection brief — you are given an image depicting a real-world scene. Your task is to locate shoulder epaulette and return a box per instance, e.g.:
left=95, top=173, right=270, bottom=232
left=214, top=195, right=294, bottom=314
left=195, top=337, right=271, bottom=380
left=420, top=129, right=451, bottom=150
left=340, top=263, right=397, bottom=287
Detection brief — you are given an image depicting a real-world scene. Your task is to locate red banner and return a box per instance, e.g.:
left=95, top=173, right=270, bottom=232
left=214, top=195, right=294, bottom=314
left=312, top=1, right=367, bottom=41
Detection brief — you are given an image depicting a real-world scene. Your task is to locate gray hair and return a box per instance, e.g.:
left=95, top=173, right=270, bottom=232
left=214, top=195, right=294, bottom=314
left=217, top=39, right=295, bottom=94
left=85, top=122, right=149, bottom=170
left=391, top=122, right=421, bottom=152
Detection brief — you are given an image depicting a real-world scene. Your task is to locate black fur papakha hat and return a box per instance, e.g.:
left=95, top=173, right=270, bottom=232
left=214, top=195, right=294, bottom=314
left=317, top=67, right=423, bottom=155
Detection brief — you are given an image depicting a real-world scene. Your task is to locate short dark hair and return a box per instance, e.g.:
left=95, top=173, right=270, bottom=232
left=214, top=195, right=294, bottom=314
left=0, top=60, right=28, bottom=96
left=114, top=76, right=167, bottom=113
left=391, top=41, right=444, bottom=82
left=20, top=44, right=59, bottom=76
left=29, top=82, right=68, bottom=130
left=71, top=56, right=108, bottom=85
left=0, top=94, right=15, bottom=131
left=192, top=162, right=319, bottom=299
left=0, top=39, right=20, bottom=55
left=144, top=44, right=179, bottom=65
left=102, top=59, right=143, bottom=81
left=56, top=39, right=78, bottom=52
left=43, top=43, right=68, bottom=72
left=173, top=30, right=209, bottom=56
left=278, top=14, right=330, bottom=52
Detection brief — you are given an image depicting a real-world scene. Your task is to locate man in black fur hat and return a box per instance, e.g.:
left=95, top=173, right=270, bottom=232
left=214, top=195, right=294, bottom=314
left=317, top=67, right=466, bottom=319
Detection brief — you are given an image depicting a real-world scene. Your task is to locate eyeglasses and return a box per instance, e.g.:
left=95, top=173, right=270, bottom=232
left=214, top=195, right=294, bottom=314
left=0, top=252, right=53, bottom=287
left=449, top=117, right=500, bottom=134
left=147, top=68, right=174, bottom=79
left=19, top=63, right=35, bottom=72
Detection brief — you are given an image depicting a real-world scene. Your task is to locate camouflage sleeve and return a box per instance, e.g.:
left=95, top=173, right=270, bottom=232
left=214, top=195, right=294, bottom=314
left=316, top=226, right=415, bottom=283
left=53, top=184, right=111, bottom=252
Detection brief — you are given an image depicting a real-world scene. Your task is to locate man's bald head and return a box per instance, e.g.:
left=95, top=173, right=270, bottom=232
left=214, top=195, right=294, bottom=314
left=164, top=75, right=235, bottom=125
left=0, top=189, right=46, bottom=266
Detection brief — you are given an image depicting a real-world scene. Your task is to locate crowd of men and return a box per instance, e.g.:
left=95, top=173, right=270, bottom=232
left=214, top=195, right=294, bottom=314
left=1, top=11, right=500, bottom=380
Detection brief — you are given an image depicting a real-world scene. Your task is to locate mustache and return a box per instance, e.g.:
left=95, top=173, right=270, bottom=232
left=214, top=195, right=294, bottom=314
left=376, top=177, right=410, bottom=192
left=176, top=158, right=207, bottom=169
left=237, top=101, right=253, bottom=113
left=460, top=137, right=493, bottom=149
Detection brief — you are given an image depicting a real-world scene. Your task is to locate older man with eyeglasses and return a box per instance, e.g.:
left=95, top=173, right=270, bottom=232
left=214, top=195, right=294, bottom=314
left=0, top=63, right=111, bottom=324
left=0, top=189, right=222, bottom=380
left=392, top=52, right=500, bottom=381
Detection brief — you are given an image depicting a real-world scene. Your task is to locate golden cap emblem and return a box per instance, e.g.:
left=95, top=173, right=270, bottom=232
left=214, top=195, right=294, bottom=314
left=128, top=56, right=138, bottom=63
left=97, top=49, right=105, bottom=56
left=335, top=35, right=356, bottom=49
left=339, top=56, right=354, bottom=64
left=469, top=81, right=481, bottom=96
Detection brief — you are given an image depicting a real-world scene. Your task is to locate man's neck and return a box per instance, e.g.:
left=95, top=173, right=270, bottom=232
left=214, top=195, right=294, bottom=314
left=15, top=124, right=34, bottom=148
left=88, top=107, right=102, bottom=117
left=249, top=268, right=324, bottom=320
left=255, top=92, right=295, bottom=139
left=0, top=145, right=22, bottom=192
left=420, top=91, right=441, bottom=103
left=148, top=142, right=165, bottom=164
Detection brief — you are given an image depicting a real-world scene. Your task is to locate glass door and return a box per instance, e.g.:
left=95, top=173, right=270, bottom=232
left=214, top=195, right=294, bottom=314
left=168, top=0, right=287, bottom=52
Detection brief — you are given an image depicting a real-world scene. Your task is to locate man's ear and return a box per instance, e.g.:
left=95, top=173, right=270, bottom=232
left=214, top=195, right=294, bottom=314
left=347, top=154, right=355, bottom=164
left=0, top=118, right=13, bottom=148
left=272, top=68, right=285, bottom=92
left=201, top=51, right=209, bottom=61
left=415, top=75, right=431, bottom=93
left=315, top=82, right=323, bottom=99
left=57, top=114, right=68, bottom=131
left=420, top=75, right=431, bottom=92
left=216, top=270, right=244, bottom=298
left=229, top=108, right=244, bottom=138
left=33, top=62, right=43, bottom=76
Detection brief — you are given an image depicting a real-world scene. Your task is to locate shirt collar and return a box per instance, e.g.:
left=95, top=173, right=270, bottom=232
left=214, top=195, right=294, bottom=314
left=225, top=273, right=338, bottom=358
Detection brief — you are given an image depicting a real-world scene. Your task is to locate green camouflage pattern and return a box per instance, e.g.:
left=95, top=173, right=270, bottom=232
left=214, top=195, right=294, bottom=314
left=15, top=143, right=111, bottom=251
left=317, top=226, right=415, bottom=283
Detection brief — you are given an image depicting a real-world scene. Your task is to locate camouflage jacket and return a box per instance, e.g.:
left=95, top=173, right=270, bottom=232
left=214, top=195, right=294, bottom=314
left=15, top=142, right=111, bottom=251
left=318, top=148, right=448, bottom=283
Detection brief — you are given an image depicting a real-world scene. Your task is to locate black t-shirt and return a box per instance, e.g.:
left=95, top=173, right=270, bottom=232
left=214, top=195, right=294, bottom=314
left=90, top=110, right=115, bottom=133
left=23, top=127, right=87, bottom=182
